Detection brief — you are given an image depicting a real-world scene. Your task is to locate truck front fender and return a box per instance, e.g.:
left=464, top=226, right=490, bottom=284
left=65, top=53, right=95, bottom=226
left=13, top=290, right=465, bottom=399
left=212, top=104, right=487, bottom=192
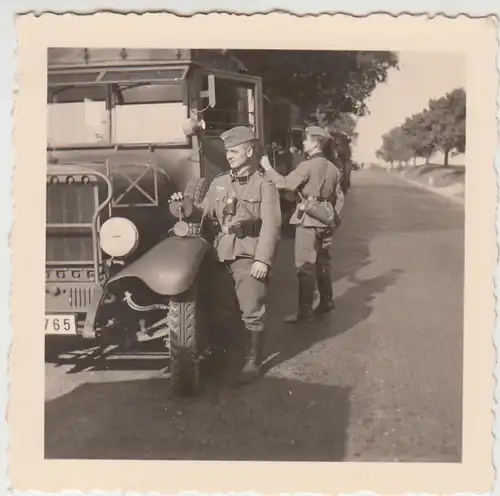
left=107, top=236, right=211, bottom=296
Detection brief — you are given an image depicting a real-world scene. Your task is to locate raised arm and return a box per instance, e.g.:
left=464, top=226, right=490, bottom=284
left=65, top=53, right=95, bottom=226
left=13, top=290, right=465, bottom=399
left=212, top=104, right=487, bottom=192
left=260, top=155, right=310, bottom=192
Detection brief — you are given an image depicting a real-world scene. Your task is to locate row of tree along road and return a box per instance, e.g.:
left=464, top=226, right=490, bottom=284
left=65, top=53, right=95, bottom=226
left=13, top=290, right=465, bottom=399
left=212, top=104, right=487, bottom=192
left=376, top=88, right=466, bottom=168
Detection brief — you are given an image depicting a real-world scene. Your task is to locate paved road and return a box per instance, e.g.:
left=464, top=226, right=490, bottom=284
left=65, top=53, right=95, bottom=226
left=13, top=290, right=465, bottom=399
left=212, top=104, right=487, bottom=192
left=45, top=167, right=464, bottom=462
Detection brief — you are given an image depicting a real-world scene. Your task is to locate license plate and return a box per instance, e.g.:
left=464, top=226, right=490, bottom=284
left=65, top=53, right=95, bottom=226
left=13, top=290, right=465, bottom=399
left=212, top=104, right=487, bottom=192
left=45, top=314, right=77, bottom=335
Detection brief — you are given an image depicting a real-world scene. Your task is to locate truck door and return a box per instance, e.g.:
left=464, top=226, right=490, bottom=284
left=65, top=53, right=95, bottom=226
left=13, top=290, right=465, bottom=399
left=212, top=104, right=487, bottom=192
left=197, top=70, right=263, bottom=181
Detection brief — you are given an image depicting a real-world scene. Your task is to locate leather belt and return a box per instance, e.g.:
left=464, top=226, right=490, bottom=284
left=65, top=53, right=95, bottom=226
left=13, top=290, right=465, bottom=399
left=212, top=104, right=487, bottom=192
left=219, top=219, right=262, bottom=238
left=307, top=196, right=329, bottom=202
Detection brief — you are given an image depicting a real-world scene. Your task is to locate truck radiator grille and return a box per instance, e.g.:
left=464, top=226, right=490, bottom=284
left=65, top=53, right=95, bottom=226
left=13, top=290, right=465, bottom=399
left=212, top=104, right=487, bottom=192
left=46, top=183, right=98, bottom=263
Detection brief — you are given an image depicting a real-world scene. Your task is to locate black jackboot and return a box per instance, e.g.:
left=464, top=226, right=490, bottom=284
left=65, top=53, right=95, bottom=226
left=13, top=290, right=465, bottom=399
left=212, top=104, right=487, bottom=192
left=284, top=271, right=316, bottom=323
left=237, top=329, right=264, bottom=385
left=315, top=265, right=335, bottom=315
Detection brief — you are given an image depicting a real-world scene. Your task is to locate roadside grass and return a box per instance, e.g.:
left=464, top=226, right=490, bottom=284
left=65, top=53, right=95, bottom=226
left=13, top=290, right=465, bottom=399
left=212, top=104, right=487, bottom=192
left=390, top=163, right=465, bottom=199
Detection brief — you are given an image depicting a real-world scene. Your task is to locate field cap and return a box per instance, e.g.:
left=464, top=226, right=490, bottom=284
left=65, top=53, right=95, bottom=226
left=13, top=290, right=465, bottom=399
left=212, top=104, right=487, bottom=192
left=305, top=126, right=331, bottom=141
left=221, top=126, right=257, bottom=149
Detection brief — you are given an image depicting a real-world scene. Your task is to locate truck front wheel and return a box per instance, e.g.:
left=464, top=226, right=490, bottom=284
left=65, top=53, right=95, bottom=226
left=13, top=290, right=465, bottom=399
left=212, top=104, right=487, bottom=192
left=166, top=287, right=200, bottom=397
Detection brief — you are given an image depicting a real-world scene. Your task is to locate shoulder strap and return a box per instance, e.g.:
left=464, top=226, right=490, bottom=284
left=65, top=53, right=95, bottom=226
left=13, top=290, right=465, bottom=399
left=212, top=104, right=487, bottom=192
left=319, top=159, right=338, bottom=203
left=317, top=160, right=330, bottom=198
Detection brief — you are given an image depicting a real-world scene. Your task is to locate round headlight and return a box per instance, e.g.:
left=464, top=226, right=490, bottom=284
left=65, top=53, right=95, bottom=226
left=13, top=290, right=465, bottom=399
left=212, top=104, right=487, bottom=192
left=99, top=217, right=139, bottom=258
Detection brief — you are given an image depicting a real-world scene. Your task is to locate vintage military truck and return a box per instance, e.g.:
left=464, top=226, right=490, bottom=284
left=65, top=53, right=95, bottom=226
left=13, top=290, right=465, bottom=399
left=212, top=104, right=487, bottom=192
left=45, top=48, right=266, bottom=395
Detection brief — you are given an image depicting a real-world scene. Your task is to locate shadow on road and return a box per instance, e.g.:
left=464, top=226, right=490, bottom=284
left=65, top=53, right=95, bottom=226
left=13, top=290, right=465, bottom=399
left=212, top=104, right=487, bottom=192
left=45, top=375, right=351, bottom=461
left=45, top=336, right=171, bottom=372
left=263, top=255, right=404, bottom=374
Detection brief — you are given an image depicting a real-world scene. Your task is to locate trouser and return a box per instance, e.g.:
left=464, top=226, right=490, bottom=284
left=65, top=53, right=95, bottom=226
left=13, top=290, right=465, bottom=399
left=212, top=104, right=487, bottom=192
left=207, top=256, right=268, bottom=335
left=294, top=226, right=334, bottom=312
left=226, top=257, right=268, bottom=333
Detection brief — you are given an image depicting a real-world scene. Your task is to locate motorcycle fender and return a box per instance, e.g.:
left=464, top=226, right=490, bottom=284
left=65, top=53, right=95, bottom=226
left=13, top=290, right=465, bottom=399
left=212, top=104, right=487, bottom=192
left=107, top=236, right=211, bottom=296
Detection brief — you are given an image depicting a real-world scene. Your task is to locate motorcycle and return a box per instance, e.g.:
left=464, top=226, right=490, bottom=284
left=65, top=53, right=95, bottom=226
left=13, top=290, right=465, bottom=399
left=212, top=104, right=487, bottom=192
left=83, top=178, right=231, bottom=397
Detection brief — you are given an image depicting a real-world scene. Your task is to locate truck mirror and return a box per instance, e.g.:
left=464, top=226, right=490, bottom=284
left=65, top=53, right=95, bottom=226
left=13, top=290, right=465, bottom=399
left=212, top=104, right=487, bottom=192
left=207, top=74, right=216, bottom=108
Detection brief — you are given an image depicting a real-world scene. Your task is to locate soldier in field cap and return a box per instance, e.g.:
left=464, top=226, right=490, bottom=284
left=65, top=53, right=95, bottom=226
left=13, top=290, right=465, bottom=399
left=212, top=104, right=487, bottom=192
left=260, top=125, right=345, bottom=323
left=220, top=125, right=256, bottom=149
left=170, top=125, right=282, bottom=385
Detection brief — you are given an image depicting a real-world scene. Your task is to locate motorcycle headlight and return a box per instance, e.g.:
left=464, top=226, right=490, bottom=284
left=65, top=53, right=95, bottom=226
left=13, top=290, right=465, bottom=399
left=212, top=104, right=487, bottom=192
left=99, top=217, right=139, bottom=258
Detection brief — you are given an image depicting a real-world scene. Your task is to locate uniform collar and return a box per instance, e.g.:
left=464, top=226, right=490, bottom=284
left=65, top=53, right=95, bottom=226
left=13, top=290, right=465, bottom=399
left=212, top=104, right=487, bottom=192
left=308, top=151, right=325, bottom=160
left=229, top=168, right=256, bottom=185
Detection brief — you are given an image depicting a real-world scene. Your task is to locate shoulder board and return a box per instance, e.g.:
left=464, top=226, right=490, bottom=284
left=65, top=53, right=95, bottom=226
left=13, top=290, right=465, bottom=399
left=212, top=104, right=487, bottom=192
left=214, top=171, right=230, bottom=180
left=257, top=168, right=274, bottom=182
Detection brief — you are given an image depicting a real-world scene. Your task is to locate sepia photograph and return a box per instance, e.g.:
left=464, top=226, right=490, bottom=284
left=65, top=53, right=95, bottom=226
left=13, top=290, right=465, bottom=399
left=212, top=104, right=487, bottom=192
left=43, top=46, right=465, bottom=462
left=9, top=12, right=497, bottom=496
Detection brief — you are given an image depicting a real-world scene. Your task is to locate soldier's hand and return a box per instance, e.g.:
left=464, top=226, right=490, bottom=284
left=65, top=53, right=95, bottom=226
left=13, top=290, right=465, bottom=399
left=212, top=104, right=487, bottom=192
left=169, top=192, right=184, bottom=203
left=251, top=260, right=269, bottom=280
left=260, top=155, right=272, bottom=170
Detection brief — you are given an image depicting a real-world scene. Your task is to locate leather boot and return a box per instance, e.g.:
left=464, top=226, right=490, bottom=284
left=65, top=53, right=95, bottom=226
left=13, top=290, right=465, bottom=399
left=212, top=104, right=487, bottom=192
left=284, top=272, right=316, bottom=323
left=237, top=329, right=264, bottom=385
left=315, top=265, right=335, bottom=315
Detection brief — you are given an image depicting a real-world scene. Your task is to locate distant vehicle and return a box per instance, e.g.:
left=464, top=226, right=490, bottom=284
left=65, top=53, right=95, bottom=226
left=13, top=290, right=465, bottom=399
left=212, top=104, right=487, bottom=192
left=327, top=131, right=353, bottom=193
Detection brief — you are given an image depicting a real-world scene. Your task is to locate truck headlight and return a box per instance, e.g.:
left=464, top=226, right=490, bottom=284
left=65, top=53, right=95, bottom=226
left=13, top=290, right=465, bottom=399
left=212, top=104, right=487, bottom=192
left=99, top=217, right=139, bottom=258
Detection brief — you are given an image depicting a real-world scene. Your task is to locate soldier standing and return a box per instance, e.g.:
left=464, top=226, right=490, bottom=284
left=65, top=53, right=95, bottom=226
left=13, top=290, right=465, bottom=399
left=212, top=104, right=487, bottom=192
left=171, top=126, right=282, bottom=384
left=260, top=126, right=344, bottom=323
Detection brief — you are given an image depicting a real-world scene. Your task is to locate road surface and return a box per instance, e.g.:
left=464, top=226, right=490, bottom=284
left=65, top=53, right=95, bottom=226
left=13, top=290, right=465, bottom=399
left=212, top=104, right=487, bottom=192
left=45, top=167, right=464, bottom=462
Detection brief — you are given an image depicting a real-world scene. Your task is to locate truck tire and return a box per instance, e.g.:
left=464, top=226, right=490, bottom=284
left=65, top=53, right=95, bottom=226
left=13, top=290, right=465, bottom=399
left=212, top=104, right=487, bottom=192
left=184, top=177, right=210, bottom=205
left=167, top=287, right=200, bottom=397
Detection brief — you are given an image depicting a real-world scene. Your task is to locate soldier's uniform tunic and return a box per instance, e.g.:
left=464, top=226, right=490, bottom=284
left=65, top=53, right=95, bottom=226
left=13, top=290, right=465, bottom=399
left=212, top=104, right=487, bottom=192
left=264, top=126, right=344, bottom=319
left=198, top=167, right=281, bottom=332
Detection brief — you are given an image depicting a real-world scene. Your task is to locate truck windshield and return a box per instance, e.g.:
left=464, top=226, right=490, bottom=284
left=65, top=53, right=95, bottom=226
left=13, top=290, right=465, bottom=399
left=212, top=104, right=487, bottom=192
left=47, top=85, right=109, bottom=146
left=47, top=81, right=187, bottom=147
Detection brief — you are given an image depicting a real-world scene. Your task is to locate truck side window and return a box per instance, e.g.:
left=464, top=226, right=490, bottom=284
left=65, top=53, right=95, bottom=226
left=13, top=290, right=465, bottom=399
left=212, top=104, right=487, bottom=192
left=203, top=78, right=256, bottom=135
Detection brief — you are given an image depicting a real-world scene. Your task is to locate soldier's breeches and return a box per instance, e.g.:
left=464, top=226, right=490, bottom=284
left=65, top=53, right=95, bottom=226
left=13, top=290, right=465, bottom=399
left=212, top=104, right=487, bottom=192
left=294, top=226, right=331, bottom=270
left=229, top=257, right=268, bottom=333
left=294, top=226, right=333, bottom=301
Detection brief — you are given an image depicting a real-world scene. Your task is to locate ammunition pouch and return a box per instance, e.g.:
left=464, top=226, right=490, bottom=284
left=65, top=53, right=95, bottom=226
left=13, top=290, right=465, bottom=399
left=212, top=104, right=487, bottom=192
left=217, top=219, right=263, bottom=238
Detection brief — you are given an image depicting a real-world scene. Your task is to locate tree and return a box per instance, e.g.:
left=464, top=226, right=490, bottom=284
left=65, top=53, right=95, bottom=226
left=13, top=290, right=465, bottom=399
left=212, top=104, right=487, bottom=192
left=379, top=87, right=466, bottom=167
left=427, top=88, right=466, bottom=166
left=227, top=50, right=399, bottom=125
left=401, top=109, right=437, bottom=164
left=377, top=126, right=413, bottom=166
left=327, top=112, right=359, bottom=143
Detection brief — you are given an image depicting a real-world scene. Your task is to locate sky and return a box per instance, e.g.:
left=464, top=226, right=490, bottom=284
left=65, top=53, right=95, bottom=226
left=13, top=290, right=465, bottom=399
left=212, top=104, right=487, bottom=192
left=352, top=51, right=465, bottom=163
